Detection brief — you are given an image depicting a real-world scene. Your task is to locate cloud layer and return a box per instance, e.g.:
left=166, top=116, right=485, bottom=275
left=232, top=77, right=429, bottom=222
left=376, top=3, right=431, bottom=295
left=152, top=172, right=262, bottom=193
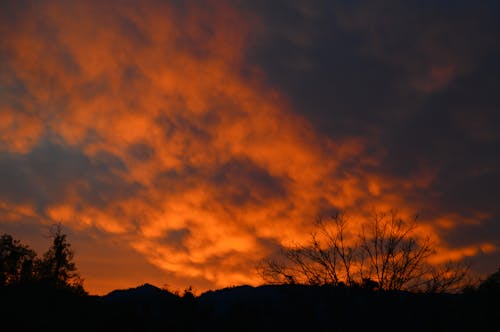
left=1, top=0, right=499, bottom=293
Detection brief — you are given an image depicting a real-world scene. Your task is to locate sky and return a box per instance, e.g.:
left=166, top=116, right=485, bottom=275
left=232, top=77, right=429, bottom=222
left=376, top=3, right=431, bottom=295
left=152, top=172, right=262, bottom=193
left=1, top=0, right=499, bottom=294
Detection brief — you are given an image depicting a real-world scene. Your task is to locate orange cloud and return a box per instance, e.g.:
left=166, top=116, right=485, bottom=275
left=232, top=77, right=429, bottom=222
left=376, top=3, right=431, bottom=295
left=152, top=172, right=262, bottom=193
left=0, top=0, right=495, bottom=294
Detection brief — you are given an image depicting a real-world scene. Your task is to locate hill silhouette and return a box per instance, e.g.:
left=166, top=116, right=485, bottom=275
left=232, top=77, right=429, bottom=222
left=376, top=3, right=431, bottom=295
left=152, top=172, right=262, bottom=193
left=2, top=230, right=499, bottom=331
left=104, top=283, right=178, bottom=303
left=3, top=282, right=499, bottom=332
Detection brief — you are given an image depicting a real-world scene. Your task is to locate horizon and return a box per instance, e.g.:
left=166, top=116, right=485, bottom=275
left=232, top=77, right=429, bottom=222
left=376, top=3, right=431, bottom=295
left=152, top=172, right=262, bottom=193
left=1, top=0, right=499, bottom=295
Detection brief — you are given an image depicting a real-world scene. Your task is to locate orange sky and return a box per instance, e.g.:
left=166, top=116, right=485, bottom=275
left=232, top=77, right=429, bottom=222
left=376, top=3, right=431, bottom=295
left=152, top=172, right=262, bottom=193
left=1, top=0, right=499, bottom=294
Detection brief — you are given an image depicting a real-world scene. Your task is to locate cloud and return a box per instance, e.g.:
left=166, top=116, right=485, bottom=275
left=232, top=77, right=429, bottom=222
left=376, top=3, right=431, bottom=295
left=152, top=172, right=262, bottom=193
left=0, top=0, right=499, bottom=293
left=0, top=141, right=140, bottom=210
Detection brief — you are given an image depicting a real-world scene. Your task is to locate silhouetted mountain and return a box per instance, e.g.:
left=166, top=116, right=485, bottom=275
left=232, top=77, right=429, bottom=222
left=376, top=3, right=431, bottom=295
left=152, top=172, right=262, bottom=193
left=2, top=282, right=499, bottom=331
left=104, top=283, right=177, bottom=303
left=102, top=283, right=188, bottom=330
left=196, top=284, right=500, bottom=332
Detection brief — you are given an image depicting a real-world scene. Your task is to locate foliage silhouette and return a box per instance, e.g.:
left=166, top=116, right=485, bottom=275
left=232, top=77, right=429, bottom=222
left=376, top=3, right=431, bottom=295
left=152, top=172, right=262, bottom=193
left=1, top=225, right=85, bottom=294
left=0, top=233, right=36, bottom=286
left=1, top=227, right=499, bottom=331
left=36, top=224, right=85, bottom=293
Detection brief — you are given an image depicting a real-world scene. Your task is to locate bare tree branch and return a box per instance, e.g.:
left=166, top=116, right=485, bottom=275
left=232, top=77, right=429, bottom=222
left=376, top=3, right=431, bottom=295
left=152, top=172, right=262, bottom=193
left=259, top=210, right=469, bottom=293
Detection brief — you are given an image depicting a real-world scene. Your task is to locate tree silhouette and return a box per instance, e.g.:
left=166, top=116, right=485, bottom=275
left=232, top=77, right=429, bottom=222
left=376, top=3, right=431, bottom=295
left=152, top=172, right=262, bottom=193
left=0, top=233, right=36, bottom=286
left=37, top=224, right=84, bottom=292
left=259, top=212, right=357, bottom=287
left=259, top=210, right=469, bottom=292
left=357, top=211, right=434, bottom=291
left=478, top=267, right=500, bottom=293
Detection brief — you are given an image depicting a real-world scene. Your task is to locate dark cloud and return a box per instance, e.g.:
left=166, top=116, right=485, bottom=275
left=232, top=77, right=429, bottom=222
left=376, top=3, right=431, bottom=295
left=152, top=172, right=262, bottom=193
left=212, top=158, right=289, bottom=207
left=244, top=0, right=500, bottom=137
left=239, top=0, right=500, bottom=272
left=127, top=142, right=155, bottom=161
left=0, top=141, right=142, bottom=212
left=245, top=3, right=500, bottom=190
left=243, top=0, right=404, bottom=137
left=1, top=0, right=499, bottom=291
left=442, top=218, right=500, bottom=250
left=163, top=228, right=191, bottom=251
left=78, top=75, right=110, bottom=101
left=154, top=157, right=289, bottom=207
left=115, top=15, right=152, bottom=48
left=379, top=58, right=500, bottom=219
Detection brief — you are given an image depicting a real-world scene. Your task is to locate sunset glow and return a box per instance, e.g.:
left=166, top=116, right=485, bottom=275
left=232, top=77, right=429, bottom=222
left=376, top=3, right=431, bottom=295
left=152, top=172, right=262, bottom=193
left=1, top=0, right=499, bottom=294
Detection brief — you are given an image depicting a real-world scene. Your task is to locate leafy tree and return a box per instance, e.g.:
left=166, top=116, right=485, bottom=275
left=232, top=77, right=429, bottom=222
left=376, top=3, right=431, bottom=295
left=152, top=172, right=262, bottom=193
left=259, top=210, right=469, bottom=292
left=0, top=233, right=36, bottom=286
left=37, top=224, right=85, bottom=292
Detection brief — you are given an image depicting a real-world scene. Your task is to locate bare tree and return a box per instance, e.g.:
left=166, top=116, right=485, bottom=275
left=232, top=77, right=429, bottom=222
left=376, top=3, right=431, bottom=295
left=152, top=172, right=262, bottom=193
left=259, top=212, right=357, bottom=287
left=259, top=210, right=469, bottom=293
left=424, top=261, right=471, bottom=293
left=358, top=210, right=434, bottom=291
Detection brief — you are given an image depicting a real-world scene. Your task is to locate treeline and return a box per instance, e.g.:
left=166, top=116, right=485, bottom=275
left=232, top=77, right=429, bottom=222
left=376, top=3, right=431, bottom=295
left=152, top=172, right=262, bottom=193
left=1, top=223, right=500, bottom=331
left=0, top=224, right=84, bottom=294
left=3, top=280, right=500, bottom=331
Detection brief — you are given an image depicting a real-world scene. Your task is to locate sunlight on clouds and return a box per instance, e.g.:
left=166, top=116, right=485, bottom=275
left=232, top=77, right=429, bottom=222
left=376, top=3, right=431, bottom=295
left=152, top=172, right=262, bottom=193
left=0, top=107, right=44, bottom=153
left=430, top=243, right=497, bottom=264
left=0, top=0, right=496, bottom=294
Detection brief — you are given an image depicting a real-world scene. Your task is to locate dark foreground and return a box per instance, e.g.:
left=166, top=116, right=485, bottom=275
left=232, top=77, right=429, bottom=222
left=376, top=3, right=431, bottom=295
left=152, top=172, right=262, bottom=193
left=1, top=283, right=499, bottom=332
